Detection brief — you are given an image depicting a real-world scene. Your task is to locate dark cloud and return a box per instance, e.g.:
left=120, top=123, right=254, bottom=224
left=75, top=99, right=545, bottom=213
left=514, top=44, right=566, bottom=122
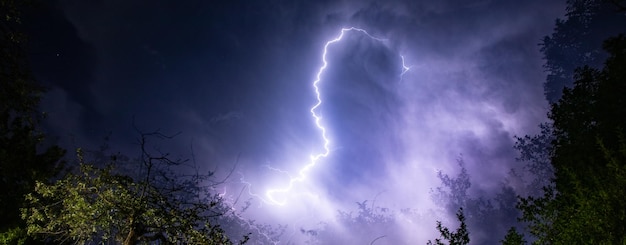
left=29, top=0, right=567, bottom=243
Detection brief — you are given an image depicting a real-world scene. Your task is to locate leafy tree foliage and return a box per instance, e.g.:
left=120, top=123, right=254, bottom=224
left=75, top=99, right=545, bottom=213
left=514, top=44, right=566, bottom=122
left=302, top=198, right=403, bottom=244
left=431, top=159, right=471, bottom=212
left=427, top=208, right=470, bottom=245
left=0, top=227, right=28, bottom=245
left=22, top=132, right=248, bottom=245
left=500, top=227, right=526, bottom=245
left=0, top=0, right=65, bottom=240
left=541, top=0, right=626, bottom=103
left=519, top=35, right=626, bottom=244
left=514, top=123, right=555, bottom=193
left=431, top=158, right=523, bottom=244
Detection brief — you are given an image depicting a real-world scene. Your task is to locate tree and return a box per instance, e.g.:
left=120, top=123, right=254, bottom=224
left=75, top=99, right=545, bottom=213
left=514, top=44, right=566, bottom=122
left=427, top=208, right=470, bottom=245
left=541, top=0, right=626, bottom=103
left=500, top=227, right=526, bottom=245
left=302, top=197, right=402, bottom=244
left=0, top=0, right=65, bottom=241
left=513, top=123, right=554, bottom=193
left=518, top=35, right=626, bottom=244
left=22, top=131, right=248, bottom=244
left=430, top=157, right=526, bottom=245
left=430, top=159, right=471, bottom=213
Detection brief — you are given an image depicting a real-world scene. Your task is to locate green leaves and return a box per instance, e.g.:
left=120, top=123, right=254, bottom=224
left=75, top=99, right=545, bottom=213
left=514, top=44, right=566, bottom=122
left=500, top=227, right=526, bottom=245
left=22, top=136, right=237, bottom=244
left=518, top=35, right=626, bottom=244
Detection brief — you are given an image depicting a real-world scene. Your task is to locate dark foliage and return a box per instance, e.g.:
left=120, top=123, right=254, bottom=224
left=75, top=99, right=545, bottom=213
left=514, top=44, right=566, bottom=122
left=22, top=131, right=248, bottom=244
left=519, top=35, right=626, bottom=244
left=541, top=0, right=626, bottom=103
left=500, top=227, right=526, bottom=245
left=431, top=158, right=523, bottom=244
left=427, top=208, right=470, bottom=245
left=0, top=0, right=65, bottom=241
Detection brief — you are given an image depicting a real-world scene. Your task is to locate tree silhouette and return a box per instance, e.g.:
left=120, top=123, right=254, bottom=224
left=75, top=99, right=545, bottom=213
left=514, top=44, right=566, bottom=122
left=0, top=0, right=65, bottom=241
left=500, top=227, right=526, bottom=245
left=427, top=208, right=470, bottom=245
left=431, top=158, right=524, bottom=244
left=541, top=0, right=626, bottom=103
left=22, top=131, right=249, bottom=244
left=519, top=35, right=626, bottom=243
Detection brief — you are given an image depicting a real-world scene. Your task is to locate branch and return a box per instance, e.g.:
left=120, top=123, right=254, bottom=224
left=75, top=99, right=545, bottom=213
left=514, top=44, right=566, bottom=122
left=369, top=235, right=386, bottom=245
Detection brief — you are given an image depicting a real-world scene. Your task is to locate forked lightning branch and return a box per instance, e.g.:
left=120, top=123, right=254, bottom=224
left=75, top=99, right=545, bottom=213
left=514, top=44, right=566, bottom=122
left=246, top=27, right=410, bottom=206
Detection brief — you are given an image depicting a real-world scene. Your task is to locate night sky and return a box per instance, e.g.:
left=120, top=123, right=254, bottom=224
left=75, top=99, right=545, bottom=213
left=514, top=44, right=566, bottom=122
left=25, top=0, right=567, bottom=243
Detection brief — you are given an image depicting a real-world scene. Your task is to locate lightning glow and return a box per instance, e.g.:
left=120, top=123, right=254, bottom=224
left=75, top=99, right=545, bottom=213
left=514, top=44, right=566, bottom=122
left=261, top=27, right=409, bottom=205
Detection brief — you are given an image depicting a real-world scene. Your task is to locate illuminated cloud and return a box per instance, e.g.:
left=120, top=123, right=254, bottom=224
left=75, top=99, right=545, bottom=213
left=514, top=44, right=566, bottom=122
left=32, top=0, right=566, bottom=243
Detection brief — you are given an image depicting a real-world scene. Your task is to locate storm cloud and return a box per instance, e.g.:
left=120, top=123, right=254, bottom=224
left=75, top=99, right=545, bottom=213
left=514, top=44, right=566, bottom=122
left=30, top=0, right=565, bottom=243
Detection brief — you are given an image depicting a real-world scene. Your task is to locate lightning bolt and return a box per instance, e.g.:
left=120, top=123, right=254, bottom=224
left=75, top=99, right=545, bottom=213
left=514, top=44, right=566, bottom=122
left=400, top=55, right=411, bottom=78
left=260, top=27, right=410, bottom=205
